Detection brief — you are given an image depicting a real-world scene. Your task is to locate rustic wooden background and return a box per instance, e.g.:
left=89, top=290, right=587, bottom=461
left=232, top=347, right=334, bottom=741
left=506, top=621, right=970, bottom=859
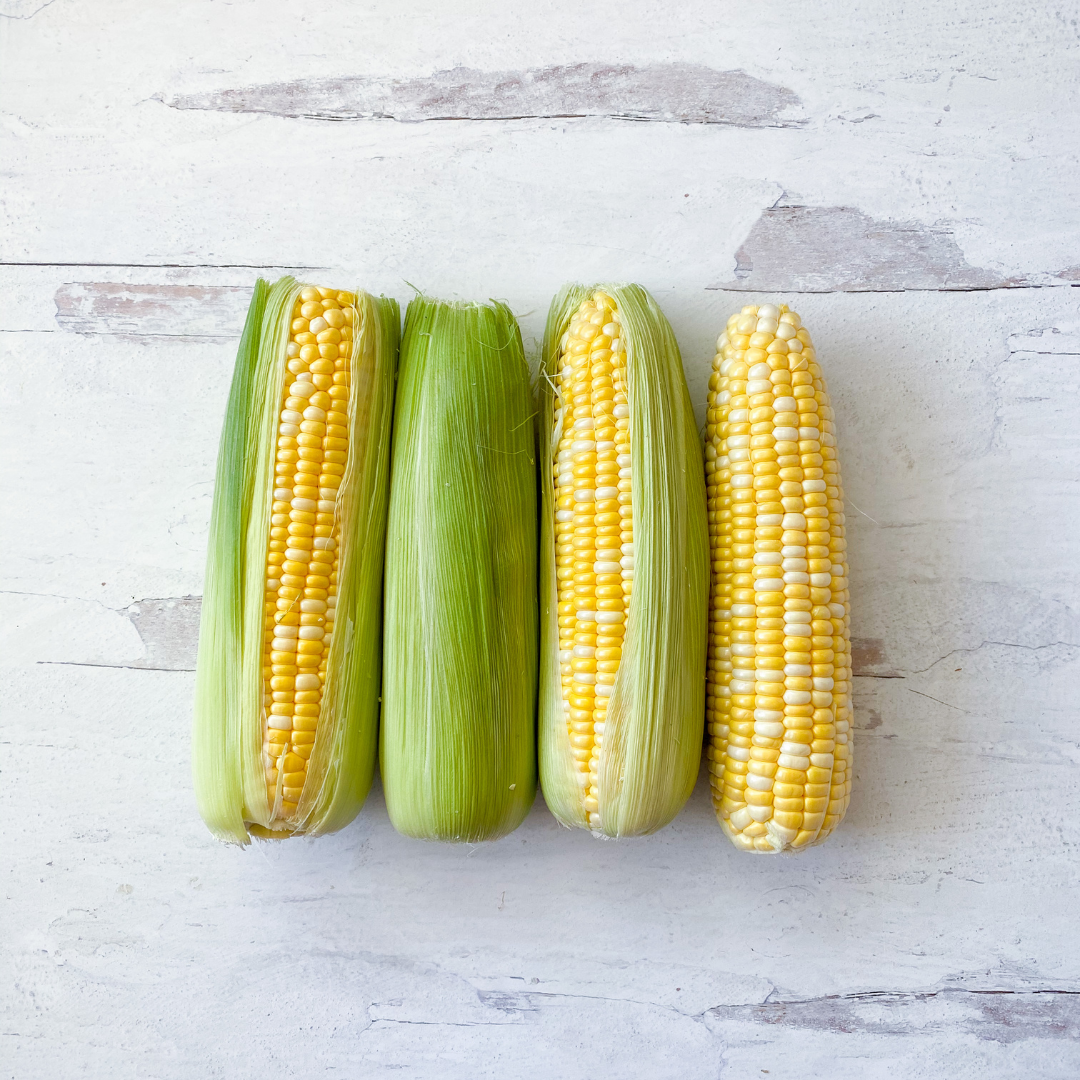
left=3, top=1, right=1078, bottom=1077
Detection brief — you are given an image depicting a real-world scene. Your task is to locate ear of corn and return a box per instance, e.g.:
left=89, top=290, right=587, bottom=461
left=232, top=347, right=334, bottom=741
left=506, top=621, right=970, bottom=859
left=381, top=297, right=538, bottom=842
left=193, top=277, right=399, bottom=844
left=538, top=284, right=709, bottom=837
left=705, top=303, right=852, bottom=853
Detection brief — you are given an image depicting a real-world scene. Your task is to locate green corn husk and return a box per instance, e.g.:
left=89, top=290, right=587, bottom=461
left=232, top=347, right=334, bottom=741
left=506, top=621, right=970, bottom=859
left=193, top=277, right=399, bottom=844
left=538, top=283, right=709, bottom=837
left=381, top=297, right=538, bottom=842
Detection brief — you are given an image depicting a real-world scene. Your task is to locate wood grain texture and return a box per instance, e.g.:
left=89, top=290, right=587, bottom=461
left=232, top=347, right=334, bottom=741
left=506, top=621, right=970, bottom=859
left=2, top=0, right=1079, bottom=1075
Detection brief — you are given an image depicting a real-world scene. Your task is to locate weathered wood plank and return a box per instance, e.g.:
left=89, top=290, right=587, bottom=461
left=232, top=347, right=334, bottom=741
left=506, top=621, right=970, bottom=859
left=159, top=63, right=805, bottom=128
left=29, top=606, right=929, bottom=681
left=48, top=607, right=940, bottom=681
left=4, top=0, right=1078, bottom=285
left=3, top=659, right=1079, bottom=1079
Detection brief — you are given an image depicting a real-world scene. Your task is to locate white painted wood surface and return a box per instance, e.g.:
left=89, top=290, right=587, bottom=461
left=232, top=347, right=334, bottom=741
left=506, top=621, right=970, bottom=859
left=2, top=2, right=1078, bottom=1076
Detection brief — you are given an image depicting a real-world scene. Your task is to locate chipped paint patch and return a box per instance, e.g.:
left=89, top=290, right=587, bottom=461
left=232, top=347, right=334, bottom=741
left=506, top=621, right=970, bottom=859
left=710, top=988, right=1080, bottom=1043
left=859, top=708, right=883, bottom=730
left=122, top=597, right=200, bottom=671
left=54, top=283, right=250, bottom=339
left=1, top=592, right=200, bottom=671
left=851, top=637, right=904, bottom=678
left=159, top=63, right=805, bottom=128
left=710, top=205, right=1076, bottom=292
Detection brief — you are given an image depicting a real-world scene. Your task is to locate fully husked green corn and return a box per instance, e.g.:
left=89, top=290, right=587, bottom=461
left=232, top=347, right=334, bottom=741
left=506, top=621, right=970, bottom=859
left=380, top=297, right=538, bottom=842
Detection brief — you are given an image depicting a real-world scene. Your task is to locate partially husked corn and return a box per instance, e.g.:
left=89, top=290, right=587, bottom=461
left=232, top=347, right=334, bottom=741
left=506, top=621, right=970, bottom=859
left=539, top=284, right=708, bottom=837
left=193, top=278, right=398, bottom=844
left=380, top=297, right=537, bottom=843
left=704, top=303, right=852, bottom=852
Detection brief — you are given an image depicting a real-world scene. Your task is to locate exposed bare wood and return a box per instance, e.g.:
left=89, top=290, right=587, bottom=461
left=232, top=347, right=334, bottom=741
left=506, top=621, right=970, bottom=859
left=851, top=637, right=904, bottom=678
left=54, top=283, right=250, bottom=339
left=710, top=205, right=1079, bottom=292
left=711, top=989, right=1080, bottom=1043
left=159, top=63, right=805, bottom=128
left=122, top=598, right=201, bottom=671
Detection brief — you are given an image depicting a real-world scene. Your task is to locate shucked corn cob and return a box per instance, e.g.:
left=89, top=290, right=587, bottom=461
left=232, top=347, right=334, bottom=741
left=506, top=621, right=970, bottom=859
left=705, top=303, right=852, bottom=852
left=193, top=278, right=398, bottom=844
left=381, top=297, right=537, bottom=842
left=539, top=285, right=708, bottom=837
